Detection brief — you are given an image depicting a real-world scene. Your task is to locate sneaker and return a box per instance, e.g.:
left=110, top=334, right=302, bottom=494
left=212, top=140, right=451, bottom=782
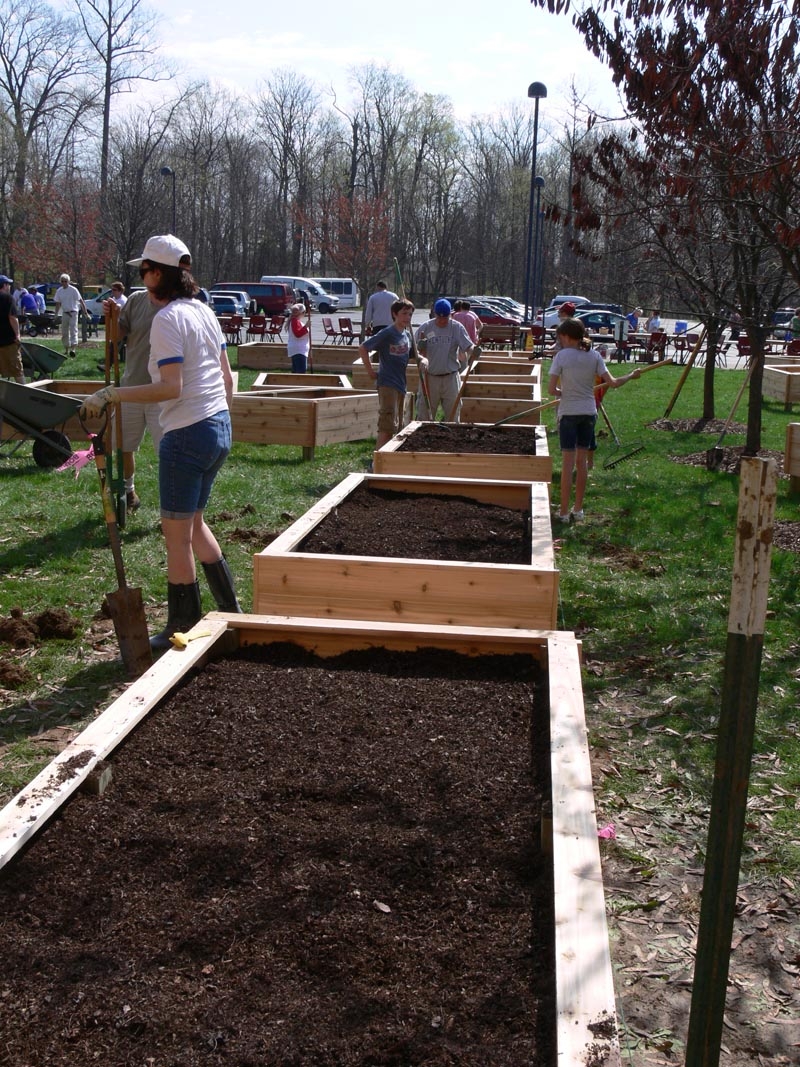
left=68, top=350, right=76, bottom=359
left=126, top=490, right=141, bottom=511
left=555, top=513, right=571, bottom=523
left=571, top=509, right=585, bottom=521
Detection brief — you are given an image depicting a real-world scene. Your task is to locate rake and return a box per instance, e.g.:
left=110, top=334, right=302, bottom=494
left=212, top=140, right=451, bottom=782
left=599, top=402, right=646, bottom=468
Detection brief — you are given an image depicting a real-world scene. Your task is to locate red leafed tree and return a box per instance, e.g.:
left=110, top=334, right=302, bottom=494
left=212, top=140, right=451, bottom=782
left=532, top=0, right=800, bottom=450
left=10, top=180, right=110, bottom=287
left=301, top=193, right=390, bottom=303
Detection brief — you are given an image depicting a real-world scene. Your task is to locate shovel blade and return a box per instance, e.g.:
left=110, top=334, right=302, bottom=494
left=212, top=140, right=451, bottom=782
left=706, top=446, right=724, bottom=471
left=104, top=586, right=153, bottom=678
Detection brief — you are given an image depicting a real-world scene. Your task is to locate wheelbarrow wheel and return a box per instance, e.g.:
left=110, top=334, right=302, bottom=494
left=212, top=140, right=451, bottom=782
left=32, top=429, right=71, bottom=469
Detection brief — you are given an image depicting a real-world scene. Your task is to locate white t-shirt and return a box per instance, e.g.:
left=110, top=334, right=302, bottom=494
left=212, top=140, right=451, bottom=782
left=54, top=284, right=83, bottom=314
left=549, top=346, right=607, bottom=416
left=148, top=298, right=228, bottom=434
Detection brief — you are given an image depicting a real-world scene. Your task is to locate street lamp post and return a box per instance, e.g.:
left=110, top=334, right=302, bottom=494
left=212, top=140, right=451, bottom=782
left=523, top=82, right=547, bottom=325
left=533, top=176, right=545, bottom=316
left=160, top=166, right=176, bottom=233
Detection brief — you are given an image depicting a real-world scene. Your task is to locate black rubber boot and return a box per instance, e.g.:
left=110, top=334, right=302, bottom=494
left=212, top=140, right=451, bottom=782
left=150, top=581, right=203, bottom=652
left=202, top=557, right=243, bottom=613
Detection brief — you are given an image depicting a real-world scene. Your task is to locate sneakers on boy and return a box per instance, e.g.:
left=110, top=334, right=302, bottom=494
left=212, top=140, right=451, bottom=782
left=571, top=509, right=585, bottom=521
left=556, top=512, right=571, bottom=523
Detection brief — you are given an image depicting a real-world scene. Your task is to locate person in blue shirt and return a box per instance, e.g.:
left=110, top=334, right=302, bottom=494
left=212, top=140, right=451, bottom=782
left=359, top=299, right=423, bottom=449
left=626, top=307, right=642, bottom=331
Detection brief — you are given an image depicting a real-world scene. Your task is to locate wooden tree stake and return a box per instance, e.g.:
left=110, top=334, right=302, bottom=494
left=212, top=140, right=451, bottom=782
left=685, top=457, right=777, bottom=1067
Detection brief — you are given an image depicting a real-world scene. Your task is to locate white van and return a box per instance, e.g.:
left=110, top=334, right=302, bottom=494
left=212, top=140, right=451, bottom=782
left=259, top=275, right=339, bottom=313
left=311, top=278, right=360, bottom=309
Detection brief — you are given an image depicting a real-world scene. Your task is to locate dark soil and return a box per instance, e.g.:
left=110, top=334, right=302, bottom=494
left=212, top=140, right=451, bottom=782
left=0, top=607, right=80, bottom=689
left=397, top=424, right=538, bottom=455
left=0, top=643, right=555, bottom=1066
left=299, top=485, right=530, bottom=563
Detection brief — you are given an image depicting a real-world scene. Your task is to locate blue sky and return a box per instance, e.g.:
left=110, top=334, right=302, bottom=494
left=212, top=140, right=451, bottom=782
left=147, top=0, right=621, bottom=126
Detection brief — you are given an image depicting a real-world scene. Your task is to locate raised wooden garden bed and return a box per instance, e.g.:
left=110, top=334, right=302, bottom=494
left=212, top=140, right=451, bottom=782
left=373, top=419, right=552, bottom=482
left=253, top=472, right=557, bottom=627
left=0, top=614, right=619, bottom=1067
left=237, top=342, right=358, bottom=373
left=763, top=364, right=800, bottom=410
left=231, top=387, right=382, bottom=459
left=252, top=371, right=351, bottom=389
left=460, top=394, right=544, bottom=425
left=461, top=378, right=538, bottom=400
left=471, top=356, right=540, bottom=378
left=351, top=356, right=421, bottom=394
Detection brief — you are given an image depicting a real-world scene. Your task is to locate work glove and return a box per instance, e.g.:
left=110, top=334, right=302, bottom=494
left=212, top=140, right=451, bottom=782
left=80, top=385, right=119, bottom=418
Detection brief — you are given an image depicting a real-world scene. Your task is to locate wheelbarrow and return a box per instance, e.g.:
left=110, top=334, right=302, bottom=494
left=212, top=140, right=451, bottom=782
left=23, top=311, right=58, bottom=337
left=0, top=380, right=82, bottom=468
left=20, top=341, right=67, bottom=382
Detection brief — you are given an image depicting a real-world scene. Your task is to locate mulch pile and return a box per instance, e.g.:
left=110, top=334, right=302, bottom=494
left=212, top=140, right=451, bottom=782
left=0, top=643, right=555, bottom=1066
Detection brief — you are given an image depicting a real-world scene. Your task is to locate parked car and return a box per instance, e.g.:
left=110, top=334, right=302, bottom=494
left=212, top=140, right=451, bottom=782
left=259, top=275, right=339, bottom=314
left=579, top=302, right=623, bottom=316
left=210, top=294, right=245, bottom=317
left=574, top=309, right=631, bottom=338
left=84, top=286, right=146, bottom=318
left=470, top=296, right=525, bottom=319
left=469, top=302, right=522, bottom=326
left=213, top=281, right=294, bottom=317
left=210, top=290, right=248, bottom=316
left=772, top=307, right=799, bottom=336
left=547, top=294, right=590, bottom=309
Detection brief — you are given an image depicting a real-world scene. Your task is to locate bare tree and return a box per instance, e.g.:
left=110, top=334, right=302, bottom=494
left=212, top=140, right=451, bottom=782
left=0, top=0, right=98, bottom=272
left=74, top=0, right=169, bottom=209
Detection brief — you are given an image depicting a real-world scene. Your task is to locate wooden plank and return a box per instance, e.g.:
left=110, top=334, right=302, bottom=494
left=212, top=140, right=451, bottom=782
left=460, top=396, right=543, bottom=425
left=549, top=632, right=621, bottom=1066
left=0, top=618, right=232, bottom=871
left=252, top=372, right=351, bottom=389
left=785, top=423, right=800, bottom=490
left=254, top=475, right=557, bottom=628
left=254, top=555, right=557, bottom=628
left=461, top=380, right=536, bottom=400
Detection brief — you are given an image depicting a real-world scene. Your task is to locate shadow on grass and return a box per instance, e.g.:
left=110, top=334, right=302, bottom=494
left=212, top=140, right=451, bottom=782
left=0, top=517, right=152, bottom=576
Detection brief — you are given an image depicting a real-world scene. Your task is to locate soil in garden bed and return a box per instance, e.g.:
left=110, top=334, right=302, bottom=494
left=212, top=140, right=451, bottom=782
left=396, top=424, right=538, bottom=455
left=299, top=485, right=531, bottom=563
left=0, top=643, right=554, bottom=1067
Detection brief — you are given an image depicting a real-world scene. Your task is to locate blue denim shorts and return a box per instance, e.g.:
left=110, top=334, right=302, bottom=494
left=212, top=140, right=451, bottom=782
left=559, top=413, right=596, bottom=451
left=159, top=410, right=232, bottom=519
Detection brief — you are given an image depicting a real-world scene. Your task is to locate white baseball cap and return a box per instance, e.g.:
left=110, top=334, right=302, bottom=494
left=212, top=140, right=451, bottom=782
left=127, top=234, right=191, bottom=268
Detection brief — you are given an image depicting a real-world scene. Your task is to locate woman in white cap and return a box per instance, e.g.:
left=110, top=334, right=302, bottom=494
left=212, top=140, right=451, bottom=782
left=81, top=235, right=241, bottom=649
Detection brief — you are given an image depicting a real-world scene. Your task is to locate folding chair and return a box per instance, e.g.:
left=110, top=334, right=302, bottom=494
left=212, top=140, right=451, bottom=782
left=265, top=315, right=285, bottom=342
left=246, top=314, right=267, bottom=342
left=338, top=317, right=356, bottom=345
left=321, top=316, right=339, bottom=344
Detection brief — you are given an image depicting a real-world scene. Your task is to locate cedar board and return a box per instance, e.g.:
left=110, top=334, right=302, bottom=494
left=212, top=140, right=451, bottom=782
left=253, top=472, right=558, bottom=627
left=372, top=419, right=552, bottom=483
left=763, top=364, right=800, bottom=410
left=0, top=615, right=619, bottom=1067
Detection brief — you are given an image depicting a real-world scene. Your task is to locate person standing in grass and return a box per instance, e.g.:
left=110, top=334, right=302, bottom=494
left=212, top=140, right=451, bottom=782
left=548, top=317, right=640, bottom=524
left=359, top=298, right=421, bottom=450
left=287, top=302, right=312, bottom=372
left=0, top=275, right=24, bottom=384
left=80, top=235, right=241, bottom=650
left=53, top=273, right=87, bottom=358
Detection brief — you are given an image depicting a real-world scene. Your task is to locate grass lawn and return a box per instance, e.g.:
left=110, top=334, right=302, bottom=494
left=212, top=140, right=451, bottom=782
left=1, top=338, right=799, bottom=1061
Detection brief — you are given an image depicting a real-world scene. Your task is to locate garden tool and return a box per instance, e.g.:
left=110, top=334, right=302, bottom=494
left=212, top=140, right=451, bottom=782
left=80, top=409, right=152, bottom=678
left=104, top=301, right=127, bottom=527
left=599, top=403, right=645, bottom=468
left=706, top=356, right=757, bottom=471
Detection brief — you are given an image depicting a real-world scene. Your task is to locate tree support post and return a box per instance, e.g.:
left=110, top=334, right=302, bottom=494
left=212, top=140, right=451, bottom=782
left=685, top=457, right=777, bottom=1067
